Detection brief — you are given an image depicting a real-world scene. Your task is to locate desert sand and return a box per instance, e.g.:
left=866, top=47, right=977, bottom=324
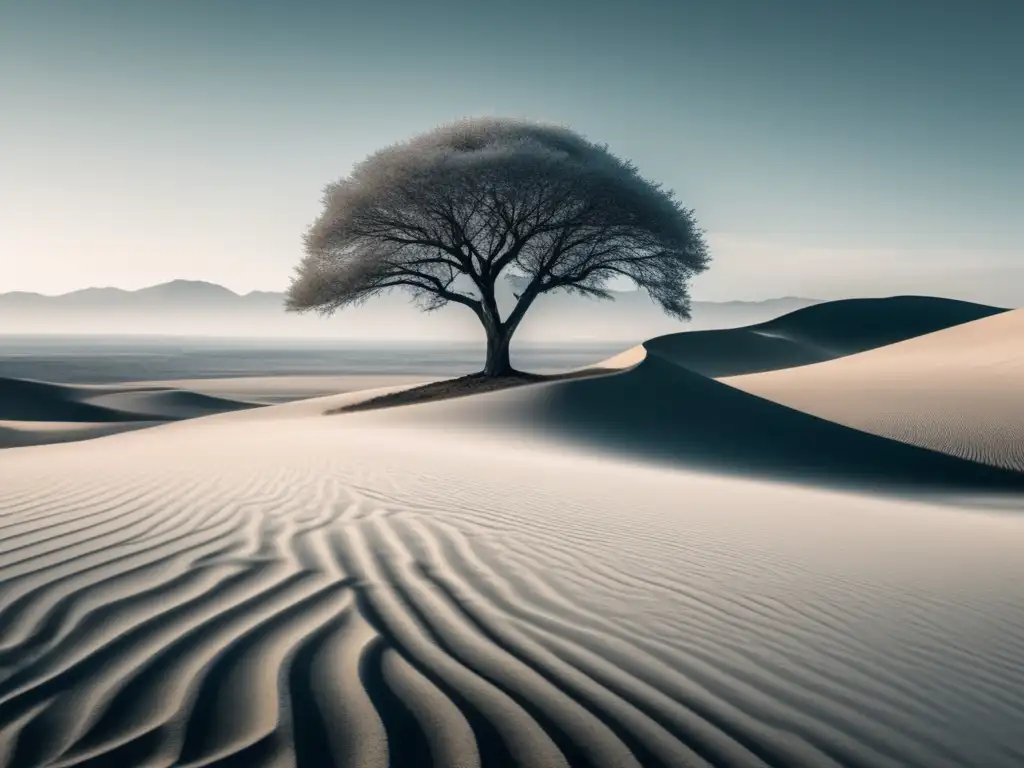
left=0, top=376, right=434, bottom=450
left=0, top=378, right=259, bottom=450
left=0, top=298, right=1022, bottom=767
left=643, top=295, right=1005, bottom=378
left=725, top=308, right=1024, bottom=472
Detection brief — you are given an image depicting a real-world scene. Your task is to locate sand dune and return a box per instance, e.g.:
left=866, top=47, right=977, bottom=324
left=0, top=377, right=258, bottom=449
left=345, top=341, right=1024, bottom=497
left=0, top=420, right=164, bottom=450
left=0, top=399, right=1022, bottom=766
left=0, top=377, right=258, bottom=423
left=724, top=308, right=1024, bottom=473
left=645, top=296, right=1005, bottom=378
left=1, top=300, right=1023, bottom=767
left=0, top=379, right=140, bottom=424
left=120, top=375, right=436, bottom=405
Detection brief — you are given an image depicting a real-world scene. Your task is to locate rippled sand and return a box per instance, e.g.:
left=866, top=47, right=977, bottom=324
left=1, top=305, right=1023, bottom=767
left=1, top=412, right=1023, bottom=767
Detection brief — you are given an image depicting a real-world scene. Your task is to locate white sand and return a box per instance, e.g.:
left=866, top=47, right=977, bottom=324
left=724, top=308, right=1024, bottom=472
left=0, top=337, right=1022, bottom=767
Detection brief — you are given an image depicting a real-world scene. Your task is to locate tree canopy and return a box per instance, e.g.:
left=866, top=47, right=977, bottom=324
left=287, top=118, right=711, bottom=375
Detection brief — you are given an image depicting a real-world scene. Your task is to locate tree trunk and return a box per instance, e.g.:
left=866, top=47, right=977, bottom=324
left=482, top=323, right=514, bottom=377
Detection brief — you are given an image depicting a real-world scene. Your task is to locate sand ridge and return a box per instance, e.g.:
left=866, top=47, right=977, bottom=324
left=644, top=295, right=1006, bottom=378
left=332, top=337, right=1024, bottom=497
left=0, top=296, right=1003, bottom=451
left=723, top=308, right=1024, bottom=473
left=0, top=377, right=259, bottom=449
left=0, top=298, right=1022, bottom=766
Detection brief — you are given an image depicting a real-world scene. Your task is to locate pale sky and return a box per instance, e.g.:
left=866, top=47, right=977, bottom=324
left=1, top=0, right=1021, bottom=304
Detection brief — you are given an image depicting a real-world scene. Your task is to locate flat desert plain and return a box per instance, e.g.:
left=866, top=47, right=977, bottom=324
left=1, top=298, right=1022, bottom=768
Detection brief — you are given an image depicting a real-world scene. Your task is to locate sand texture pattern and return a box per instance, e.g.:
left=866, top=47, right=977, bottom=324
left=1, top=411, right=1023, bottom=767
left=0, top=298, right=1022, bottom=767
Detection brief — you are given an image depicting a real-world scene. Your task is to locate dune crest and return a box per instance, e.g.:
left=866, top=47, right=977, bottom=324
left=336, top=336, right=1024, bottom=497
left=644, top=296, right=1005, bottom=378
left=0, top=377, right=258, bottom=449
left=724, top=308, right=1024, bottom=472
left=1, top=297, right=1022, bottom=767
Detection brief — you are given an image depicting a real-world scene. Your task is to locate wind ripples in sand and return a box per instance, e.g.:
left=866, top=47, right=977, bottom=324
left=1, top=427, right=1023, bottom=767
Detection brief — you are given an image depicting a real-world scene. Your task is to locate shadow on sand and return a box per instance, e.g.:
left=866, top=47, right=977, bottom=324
left=645, top=296, right=1006, bottom=378
left=525, top=349, right=1024, bottom=497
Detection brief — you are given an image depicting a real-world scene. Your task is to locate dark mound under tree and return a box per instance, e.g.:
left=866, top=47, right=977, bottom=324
left=286, top=118, right=711, bottom=376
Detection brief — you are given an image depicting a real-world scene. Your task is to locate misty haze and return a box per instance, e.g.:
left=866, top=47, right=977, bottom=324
left=0, top=278, right=821, bottom=340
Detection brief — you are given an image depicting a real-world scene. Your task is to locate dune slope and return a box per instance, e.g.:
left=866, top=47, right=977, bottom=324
left=1, top=301, right=1023, bottom=767
left=0, top=377, right=259, bottom=449
left=724, top=308, right=1024, bottom=473
left=0, top=379, right=138, bottom=423
left=0, top=401, right=1022, bottom=767
left=645, top=296, right=1005, bottom=378
left=348, top=342, right=1024, bottom=496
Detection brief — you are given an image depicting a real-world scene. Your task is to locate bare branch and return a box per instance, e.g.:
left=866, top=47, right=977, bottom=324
left=286, top=117, right=712, bottom=373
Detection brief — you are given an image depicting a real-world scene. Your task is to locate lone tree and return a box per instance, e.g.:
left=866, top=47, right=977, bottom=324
left=286, top=118, right=711, bottom=377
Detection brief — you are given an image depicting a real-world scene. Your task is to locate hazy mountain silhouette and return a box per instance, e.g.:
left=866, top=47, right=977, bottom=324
left=0, top=279, right=820, bottom=340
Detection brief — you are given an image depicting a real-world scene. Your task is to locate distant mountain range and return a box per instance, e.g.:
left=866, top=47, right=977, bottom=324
left=0, top=279, right=821, bottom=341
